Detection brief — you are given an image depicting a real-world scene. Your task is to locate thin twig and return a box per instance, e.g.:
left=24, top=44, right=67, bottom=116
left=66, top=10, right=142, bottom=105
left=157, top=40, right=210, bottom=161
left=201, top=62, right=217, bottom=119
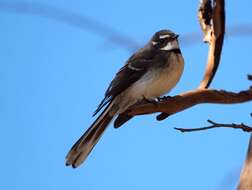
left=174, top=120, right=252, bottom=133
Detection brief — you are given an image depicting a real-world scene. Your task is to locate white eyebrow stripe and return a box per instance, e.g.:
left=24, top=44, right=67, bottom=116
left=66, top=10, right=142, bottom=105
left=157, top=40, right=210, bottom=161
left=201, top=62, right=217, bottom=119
left=159, top=34, right=170, bottom=39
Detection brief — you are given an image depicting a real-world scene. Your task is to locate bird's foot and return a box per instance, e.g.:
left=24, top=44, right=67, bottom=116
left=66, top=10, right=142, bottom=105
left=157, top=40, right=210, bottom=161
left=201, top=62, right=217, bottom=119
left=157, top=95, right=172, bottom=102
left=142, top=96, right=158, bottom=106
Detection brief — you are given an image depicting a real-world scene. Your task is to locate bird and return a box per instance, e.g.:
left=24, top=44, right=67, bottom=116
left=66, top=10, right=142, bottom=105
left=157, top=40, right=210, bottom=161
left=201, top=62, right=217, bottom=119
left=65, top=29, right=184, bottom=168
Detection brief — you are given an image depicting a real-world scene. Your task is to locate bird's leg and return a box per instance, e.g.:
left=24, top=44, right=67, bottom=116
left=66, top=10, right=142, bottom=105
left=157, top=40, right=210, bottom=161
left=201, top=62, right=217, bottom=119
left=155, top=95, right=173, bottom=120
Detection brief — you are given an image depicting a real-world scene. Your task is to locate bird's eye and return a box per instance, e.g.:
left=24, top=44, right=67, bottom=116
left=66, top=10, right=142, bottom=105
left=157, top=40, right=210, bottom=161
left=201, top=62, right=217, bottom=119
left=152, top=38, right=167, bottom=46
left=158, top=38, right=166, bottom=45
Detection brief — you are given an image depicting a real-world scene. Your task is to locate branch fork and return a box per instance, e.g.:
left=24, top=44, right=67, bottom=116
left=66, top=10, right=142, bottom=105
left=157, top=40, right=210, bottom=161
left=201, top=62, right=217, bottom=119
left=115, top=0, right=252, bottom=133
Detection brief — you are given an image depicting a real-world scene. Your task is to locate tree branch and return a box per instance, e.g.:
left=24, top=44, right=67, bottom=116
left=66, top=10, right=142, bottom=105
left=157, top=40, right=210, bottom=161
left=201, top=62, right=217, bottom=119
left=125, top=84, right=252, bottom=118
left=174, top=119, right=252, bottom=133
left=198, top=0, right=225, bottom=89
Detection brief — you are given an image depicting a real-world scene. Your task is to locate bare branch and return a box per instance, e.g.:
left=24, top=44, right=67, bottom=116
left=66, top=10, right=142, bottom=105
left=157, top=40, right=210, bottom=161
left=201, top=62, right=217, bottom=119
left=0, top=1, right=139, bottom=51
left=174, top=120, right=252, bottom=133
left=198, top=0, right=225, bottom=89
left=124, top=86, right=252, bottom=118
left=237, top=134, right=252, bottom=190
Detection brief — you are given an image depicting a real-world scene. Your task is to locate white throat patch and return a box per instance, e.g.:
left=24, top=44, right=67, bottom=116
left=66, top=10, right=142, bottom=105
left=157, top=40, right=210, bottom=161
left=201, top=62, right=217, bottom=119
left=160, top=40, right=179, bottom=51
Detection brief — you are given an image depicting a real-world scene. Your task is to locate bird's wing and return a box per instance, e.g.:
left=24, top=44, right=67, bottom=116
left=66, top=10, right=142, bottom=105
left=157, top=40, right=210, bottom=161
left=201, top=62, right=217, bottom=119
left=93, top=50, right=155, bottom=116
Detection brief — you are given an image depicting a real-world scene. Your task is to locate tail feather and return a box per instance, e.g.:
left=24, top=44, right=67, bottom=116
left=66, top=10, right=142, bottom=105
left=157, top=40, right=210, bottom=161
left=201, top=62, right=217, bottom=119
left=66, top=102, right=114, bottom=168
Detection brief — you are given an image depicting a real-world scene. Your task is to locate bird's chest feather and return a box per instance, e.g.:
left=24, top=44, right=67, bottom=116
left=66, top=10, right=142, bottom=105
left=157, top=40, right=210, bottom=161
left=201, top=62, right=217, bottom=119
left=130, top=53, right=184, bottom=99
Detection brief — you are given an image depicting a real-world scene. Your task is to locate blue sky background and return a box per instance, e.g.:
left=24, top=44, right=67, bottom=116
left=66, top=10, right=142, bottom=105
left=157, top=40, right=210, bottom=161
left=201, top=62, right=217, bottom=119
left=0, top=0, right=252, bottom=190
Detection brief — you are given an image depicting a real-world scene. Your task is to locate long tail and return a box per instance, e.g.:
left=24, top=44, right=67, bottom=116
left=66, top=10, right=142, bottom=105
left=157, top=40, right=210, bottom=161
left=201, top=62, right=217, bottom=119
left=65, top=102, right=114, bottom=168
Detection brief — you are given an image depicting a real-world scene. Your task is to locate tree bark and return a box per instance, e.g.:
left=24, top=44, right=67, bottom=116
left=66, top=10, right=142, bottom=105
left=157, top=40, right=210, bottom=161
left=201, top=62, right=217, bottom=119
left=237, top=134, right=252, bottom=190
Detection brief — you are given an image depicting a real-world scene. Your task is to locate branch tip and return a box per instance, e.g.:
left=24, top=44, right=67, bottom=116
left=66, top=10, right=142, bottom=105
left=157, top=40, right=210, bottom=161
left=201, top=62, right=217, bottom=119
left=174, top=120, right=252, bottom=133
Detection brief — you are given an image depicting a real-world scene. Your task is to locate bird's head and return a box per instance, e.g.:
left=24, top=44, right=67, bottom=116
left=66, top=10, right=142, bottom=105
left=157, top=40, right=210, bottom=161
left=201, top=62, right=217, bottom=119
left=151, top=29, right=179, bottom=51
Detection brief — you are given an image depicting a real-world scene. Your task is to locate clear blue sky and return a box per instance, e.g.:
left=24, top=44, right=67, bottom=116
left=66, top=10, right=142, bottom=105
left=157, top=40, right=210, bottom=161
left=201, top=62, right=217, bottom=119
left=0, top=0, right=252, bottom=190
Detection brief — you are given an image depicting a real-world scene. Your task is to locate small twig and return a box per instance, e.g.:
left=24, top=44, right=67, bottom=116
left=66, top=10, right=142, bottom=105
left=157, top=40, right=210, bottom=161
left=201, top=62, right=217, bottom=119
left=174, top=119, right=252, bottom=133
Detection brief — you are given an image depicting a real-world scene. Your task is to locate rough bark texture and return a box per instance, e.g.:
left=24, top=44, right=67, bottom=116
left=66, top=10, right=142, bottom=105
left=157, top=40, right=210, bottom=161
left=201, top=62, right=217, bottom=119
left=198, top=0, right=225, bottom=89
